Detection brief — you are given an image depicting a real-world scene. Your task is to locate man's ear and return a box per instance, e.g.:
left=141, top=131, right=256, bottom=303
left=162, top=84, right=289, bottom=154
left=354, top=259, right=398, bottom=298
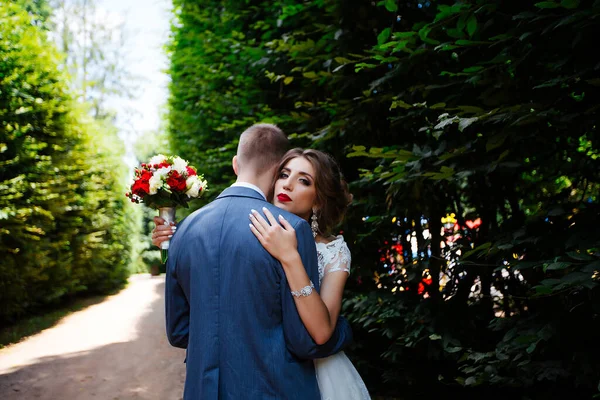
left=232, top=155, right=239, bottom=176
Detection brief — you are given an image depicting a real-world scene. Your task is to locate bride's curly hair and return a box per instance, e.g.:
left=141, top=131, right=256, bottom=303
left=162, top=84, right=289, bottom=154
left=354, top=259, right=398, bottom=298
left=270, top=148, right=353, bottom=236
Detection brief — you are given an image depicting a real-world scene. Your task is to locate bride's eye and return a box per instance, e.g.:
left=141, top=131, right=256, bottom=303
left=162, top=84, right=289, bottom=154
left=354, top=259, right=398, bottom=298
left=300, top=178, right=311, bottom=186
left=279, top=172, right=289, bottom=179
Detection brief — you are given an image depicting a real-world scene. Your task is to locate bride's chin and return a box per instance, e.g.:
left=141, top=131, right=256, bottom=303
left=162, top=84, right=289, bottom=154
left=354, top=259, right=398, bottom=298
left=275, top=202, right=295, bottom=213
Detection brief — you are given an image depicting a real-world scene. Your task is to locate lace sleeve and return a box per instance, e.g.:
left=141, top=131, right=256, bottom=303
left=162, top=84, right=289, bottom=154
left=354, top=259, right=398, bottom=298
left=323, top=240, right=351, bottom=278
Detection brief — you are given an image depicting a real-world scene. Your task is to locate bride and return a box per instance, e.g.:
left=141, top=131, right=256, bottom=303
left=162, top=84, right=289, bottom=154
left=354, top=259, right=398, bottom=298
left=153, top=148, right=370, bottom=400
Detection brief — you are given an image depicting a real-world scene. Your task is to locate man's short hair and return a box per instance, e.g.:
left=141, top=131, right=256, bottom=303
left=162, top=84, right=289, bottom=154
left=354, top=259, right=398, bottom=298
left=236, top=123, right=289, bottom=175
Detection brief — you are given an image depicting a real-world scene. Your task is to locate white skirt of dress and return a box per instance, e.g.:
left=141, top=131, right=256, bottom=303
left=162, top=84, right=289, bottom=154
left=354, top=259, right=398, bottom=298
left=314, top=351, right=371, bottom=400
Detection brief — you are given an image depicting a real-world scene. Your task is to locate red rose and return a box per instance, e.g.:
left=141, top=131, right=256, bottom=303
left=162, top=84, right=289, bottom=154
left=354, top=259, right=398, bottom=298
left=167, top=170, right=187, bottom=192
left=186, top=166, right=197, bottom=176
left=132, top=179, right=149, bottom=197
left=140, top=169, right=152, bottom=183
left=157, top=161, right=171, bottom=169
left=131, top=170, right=152, bottom=197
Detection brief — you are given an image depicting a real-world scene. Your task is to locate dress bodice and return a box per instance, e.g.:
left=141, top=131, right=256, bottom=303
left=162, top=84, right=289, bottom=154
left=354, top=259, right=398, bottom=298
left=315, top=235, right=351, bottom=284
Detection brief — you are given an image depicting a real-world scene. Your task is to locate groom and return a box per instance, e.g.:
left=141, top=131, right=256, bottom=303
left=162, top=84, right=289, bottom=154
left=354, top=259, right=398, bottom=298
left=164, top=123, right=353, bottom=399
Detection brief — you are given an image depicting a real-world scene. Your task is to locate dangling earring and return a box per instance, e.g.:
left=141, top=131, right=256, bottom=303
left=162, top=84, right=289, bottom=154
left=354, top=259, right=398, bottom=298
left=311, top=207, right=319, bottom=238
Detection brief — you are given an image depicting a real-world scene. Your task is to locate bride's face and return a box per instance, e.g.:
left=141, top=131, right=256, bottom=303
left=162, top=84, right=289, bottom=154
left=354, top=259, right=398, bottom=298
left=273, top=156, right=317, bottom=221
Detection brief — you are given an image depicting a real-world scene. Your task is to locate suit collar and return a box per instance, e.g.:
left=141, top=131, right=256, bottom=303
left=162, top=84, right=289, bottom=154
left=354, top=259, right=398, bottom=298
left=216, top=186, right=268, bottom=202
left=230, top=182, right=266, bottom=200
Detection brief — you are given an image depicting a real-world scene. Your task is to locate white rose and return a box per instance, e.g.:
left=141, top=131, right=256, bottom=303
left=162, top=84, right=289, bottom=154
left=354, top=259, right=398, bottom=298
left=148, top=154, right=167, bottom=166
left=185, top=175, right=201, bottom=198
left=155, top=166, right=171, bottom=176
left=172, top=156, right=188, bottom=175
left=148, top=173, right=163, bottom=195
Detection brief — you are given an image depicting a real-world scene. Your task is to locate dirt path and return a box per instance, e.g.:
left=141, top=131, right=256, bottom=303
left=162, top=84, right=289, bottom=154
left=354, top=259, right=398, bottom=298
left=0, top=274, right=186, bottom=400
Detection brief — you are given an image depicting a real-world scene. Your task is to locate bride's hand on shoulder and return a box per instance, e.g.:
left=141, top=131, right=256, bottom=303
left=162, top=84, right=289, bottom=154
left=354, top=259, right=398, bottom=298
left=152, top=216, right=177, bottom=248
left=249, top=207, right=298, bottom=263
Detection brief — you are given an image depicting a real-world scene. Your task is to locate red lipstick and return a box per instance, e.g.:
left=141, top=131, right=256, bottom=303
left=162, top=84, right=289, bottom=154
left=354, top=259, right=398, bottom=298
left=277, top=193, right=291, bottom=202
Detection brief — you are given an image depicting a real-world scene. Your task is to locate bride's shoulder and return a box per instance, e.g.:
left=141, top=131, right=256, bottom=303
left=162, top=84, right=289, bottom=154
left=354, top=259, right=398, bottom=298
left=318, top=234, right=343, bottom=244
left=318, top=235, right=352, bottom=270
left=318, top=235, right=350, bottom=252
left=331, top=234, right=346, bottom=244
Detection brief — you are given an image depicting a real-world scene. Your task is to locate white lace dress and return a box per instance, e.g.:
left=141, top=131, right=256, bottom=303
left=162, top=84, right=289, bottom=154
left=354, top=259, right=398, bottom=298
left=314, top=236, right=371, bottom=400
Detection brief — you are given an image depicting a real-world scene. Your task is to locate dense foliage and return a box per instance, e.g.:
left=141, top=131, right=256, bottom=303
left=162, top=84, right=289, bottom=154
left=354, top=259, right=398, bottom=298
left=167, top=0, right=600, bottom=398
left=0, top=2, right=137, bottom=324
left=167, top=0, right=274, bottom=205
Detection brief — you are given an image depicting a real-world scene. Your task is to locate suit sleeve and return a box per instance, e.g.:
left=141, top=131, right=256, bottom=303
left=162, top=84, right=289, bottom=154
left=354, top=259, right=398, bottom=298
left=282, top=220, right=353, bottom=359
left=165, top=253, right=190, bottom=349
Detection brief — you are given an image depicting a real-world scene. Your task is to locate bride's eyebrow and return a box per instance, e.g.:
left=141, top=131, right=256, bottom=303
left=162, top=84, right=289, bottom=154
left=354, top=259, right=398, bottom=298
left=281, top=167, right=313, bottom=180
left=298, top=171, right=314, bottom=180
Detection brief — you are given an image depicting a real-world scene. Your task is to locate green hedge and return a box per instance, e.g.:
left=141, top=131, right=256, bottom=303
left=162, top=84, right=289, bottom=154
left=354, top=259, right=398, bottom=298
left=167, top=1, right=600, bottom=398
left=0, top=3, right=137, bottom=324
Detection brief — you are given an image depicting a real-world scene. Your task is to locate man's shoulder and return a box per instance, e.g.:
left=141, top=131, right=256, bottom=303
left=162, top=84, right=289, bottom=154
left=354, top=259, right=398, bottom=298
left=177, top=199, right=221, bottom=227
left=261, top=203, right=306, bottom=226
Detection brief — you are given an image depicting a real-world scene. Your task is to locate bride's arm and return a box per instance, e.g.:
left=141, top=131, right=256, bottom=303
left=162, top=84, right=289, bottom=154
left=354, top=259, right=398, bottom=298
left=279, top=252, right=348, bottom=345
left=250, top=208, right=348, bottom=345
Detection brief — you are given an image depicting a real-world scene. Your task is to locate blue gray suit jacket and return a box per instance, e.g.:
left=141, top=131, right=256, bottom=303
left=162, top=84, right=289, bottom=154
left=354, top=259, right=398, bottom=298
left=165, top=186, right=353, bottom=400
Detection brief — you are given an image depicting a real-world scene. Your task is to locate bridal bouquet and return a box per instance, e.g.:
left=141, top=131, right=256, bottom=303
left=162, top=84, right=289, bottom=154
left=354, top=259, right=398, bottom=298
left=126, top=154, right=208, bottom=263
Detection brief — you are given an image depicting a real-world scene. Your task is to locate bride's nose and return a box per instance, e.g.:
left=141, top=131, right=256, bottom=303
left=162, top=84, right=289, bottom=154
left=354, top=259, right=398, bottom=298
left=282, top=179, right=292, bottom=191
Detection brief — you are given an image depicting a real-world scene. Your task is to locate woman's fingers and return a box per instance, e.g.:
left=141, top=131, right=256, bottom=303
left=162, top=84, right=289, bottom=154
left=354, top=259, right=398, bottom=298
left=153, top=224, right=174, bottom=236
left=249, top=223, right=264, bottom=244
left=153, top=216, right=176, bottom=227
left=249, top=215, right=264, bottom=234
left=261, top=207, right=279, bottom=226
left=151, top=222, right=176, bottom=250
left=150, top=216, right=177, bottom=248
left=278, top=214, right=294, bottom=232
left=153, top=216, right=165, bottom=226
left=250, top=208, right=289, bottom=243
left=250, top=209, right=271, bottom=230
left=153, top=231, right=170, bottom=240
left=249, top=211, right=267, bottom=236
left=152, top=233, right=172, bottom=247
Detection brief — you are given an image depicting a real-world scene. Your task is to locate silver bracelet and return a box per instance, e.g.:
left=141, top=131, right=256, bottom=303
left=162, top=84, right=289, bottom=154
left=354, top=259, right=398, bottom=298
left=291, top=281, right=315, bottom=298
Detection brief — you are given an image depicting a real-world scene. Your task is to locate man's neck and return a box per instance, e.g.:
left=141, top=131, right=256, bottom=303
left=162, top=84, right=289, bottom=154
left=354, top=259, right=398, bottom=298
left=235, top=176, right=271, bottom=198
